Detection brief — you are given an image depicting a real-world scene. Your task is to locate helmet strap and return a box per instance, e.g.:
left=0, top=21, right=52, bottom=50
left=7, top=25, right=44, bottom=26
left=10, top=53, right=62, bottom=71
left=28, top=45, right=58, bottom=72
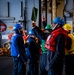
left=18, top=29, right=23, bottom=35
left=52, top=24, right=58, bottom=30
left=18, top=29, right=20, bottom=33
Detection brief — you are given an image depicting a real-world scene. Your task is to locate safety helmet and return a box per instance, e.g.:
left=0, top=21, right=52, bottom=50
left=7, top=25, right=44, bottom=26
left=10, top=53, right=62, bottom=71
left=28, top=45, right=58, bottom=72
left=13, top=24, right=22, bottom=31
left=63, top=23, right=72, bottom=30
left=45, top=24, right=52, bottom=30
left=53, top=16, right=65, bottom=26
left=29, top=29, right=34, bottom=35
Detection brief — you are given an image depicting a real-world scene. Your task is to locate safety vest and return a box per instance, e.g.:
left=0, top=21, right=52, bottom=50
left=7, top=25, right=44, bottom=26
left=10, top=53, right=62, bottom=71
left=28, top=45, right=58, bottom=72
left=10, top=34, right=22, bottom=56
left=65, top=34, right=74, bottom=55
left=45, top=28, right=69, bottom=52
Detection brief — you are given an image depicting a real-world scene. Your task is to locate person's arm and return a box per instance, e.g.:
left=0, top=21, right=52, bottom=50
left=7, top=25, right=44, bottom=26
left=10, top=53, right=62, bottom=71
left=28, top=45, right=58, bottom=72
left=16, top=36, right=27, bottom=62
left=42, top=16, right=46, bottom=28
left=33, top=26, right=45, bottom=43
left=42, top=21, right=46, bottom=29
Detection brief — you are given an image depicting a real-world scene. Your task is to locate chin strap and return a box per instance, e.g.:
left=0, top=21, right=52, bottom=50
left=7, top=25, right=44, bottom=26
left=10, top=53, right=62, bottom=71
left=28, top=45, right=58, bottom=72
left=52, top=24, right=58, bottom=30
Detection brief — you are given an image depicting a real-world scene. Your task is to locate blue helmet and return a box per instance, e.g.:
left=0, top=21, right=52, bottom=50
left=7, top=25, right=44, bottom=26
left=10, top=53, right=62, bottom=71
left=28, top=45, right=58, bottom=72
left=13, top=24, right=22, bottom=30
left=53, top=16, right=65, bottom=26
left=29, top=29, right=34, bottom=35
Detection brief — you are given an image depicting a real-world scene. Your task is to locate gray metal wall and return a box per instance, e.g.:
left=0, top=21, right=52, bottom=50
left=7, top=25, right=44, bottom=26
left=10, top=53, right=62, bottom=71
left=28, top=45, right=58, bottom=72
left=0, top=0, right=52, bottom=47
left=0, top=0, right=39, bottom=47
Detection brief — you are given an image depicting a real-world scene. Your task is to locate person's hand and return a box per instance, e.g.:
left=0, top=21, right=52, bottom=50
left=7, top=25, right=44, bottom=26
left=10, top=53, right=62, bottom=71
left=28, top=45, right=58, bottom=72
left=24, top=62, right=27, bottom=65
left=42, top=16, right=46, bottom=22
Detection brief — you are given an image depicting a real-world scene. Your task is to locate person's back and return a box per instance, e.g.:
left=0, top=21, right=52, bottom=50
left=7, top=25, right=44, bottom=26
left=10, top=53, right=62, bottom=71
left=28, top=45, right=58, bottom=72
left=11, top=33, right=21, bottom=56
left=63, top=23, right=74, bottom=75
left=26, top=29, right=40, bottom=75
left=27, top=37, right=40, bottom=60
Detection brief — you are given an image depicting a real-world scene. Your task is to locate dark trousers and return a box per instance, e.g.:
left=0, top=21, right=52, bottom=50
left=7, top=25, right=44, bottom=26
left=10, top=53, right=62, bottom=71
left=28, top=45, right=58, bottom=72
left=47, top=50, right=63, bottom=75
left=48, top=69, right=63, bottom=75
left=13, top=57, right=26, bottom=75
left=65, top=54, right=74, bottom=75
left=40, top=53, right=48, bottom=75
left=27, top=59, right=39, bottom=75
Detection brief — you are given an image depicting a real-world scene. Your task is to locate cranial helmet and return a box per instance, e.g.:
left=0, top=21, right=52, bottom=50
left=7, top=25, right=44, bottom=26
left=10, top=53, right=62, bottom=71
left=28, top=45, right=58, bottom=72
left=45, top=24, right=52, bottom=30
left=63, top=23, right=72, bottom=30
left=53, top=16, right=65, bottom=26
left=29, top=29, right=34, bottom=35
left=13, top=24, right=22, bottom=31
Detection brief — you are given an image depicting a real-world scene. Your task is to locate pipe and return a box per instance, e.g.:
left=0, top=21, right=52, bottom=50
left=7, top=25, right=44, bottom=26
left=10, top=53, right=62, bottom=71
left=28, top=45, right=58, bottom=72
left=63, top=0, right=68, bottom=23
left=52, top=0, right=57, bottom=20
left=45, top=0, right=47, bottom=25
left=39, top=0, right=41, bottom=28
left=72, top=0, right=74, bottom=32
left=6, top=2, right=10, bottom=17
left=23, top=9, right=26, bottom=30
left=20, top=1, right=23, bottom=17
left=0, top=17, right=15, bottom=20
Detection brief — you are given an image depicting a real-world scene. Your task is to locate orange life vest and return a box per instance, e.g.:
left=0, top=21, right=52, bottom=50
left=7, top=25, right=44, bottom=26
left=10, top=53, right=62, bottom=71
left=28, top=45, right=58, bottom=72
left=23, top=35, right=29, bottom=41
left=45, top=28, right=69, bottom=52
